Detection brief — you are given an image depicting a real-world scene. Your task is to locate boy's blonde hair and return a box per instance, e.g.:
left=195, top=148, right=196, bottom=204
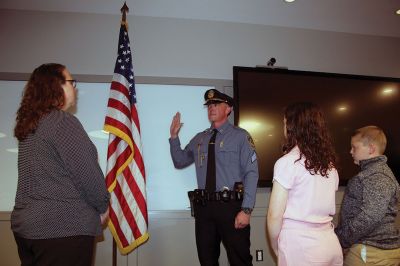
left=352, top=126, right=387, bottom=155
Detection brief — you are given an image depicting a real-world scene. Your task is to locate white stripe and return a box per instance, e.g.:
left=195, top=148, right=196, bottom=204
left=109, top=89, right=130, bottom=110
left=118, top=165, right=146, bottom=212
left=112, top=73, right=130, bottom=89
left=114, top=176, right=147, bottom=235
left=120, top=188, right=147, bottom=236
left=118, top=164, right=146, bottom=208
left=110, top=192, right=133, bottom=240
left=107, top=73, right=148, bottom=244
left=131, top=106, right=143, bottom=151
left=130, top=161, right=146, bottom=197
left=131, top=127, right=142, bottom=152
left=106, top=106, right=132, bottom=129
left=106, top=139, right=129, bottom=176
left=106, top=137, right=128, bottom=164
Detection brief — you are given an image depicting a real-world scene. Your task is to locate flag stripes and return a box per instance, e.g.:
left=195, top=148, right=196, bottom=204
left=104, top=21, right=149, bottom=255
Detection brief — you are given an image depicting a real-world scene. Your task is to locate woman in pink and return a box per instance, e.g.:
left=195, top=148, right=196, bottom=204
left=267, top=102, right=343, bottom=266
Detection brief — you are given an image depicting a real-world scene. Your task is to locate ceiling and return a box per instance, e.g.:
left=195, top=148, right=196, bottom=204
left=1, top=0, right=399, bottom=38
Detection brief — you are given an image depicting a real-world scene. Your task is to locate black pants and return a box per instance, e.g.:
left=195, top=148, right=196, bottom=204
left=13, top=234, right=95, bottom=266
left=194, top=200, right=252, bottom=266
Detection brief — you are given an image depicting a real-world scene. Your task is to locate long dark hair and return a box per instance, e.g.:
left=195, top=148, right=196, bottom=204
left=14, top=63, right=66, bottom=141
left=283, top=102, right=337, bottom=176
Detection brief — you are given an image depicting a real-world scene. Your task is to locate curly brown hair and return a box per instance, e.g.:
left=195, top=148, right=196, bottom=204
left=283, top=102, right=337, bottom=177
left=14, top=63, right=66, bottom=141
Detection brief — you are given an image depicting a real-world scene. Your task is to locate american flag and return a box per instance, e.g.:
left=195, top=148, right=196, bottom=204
left=104, top=21, right=149, bottom=254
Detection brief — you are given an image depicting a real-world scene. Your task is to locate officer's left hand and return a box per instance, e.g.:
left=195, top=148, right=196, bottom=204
left=234, top=211, right=250, bottom=229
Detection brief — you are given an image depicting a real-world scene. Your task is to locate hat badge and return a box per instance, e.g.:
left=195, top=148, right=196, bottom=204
left=207, top=90, right=215, bottom=99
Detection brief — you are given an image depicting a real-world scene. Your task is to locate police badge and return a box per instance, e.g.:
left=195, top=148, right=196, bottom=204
left=208, top=90, right=215, bottom=99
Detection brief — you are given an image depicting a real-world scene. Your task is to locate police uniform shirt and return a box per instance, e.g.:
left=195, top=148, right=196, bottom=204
left=169, top=120, right=259, bottom=209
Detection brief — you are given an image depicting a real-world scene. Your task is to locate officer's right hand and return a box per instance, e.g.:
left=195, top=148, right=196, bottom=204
left=170, top=112, right=183, bottom=139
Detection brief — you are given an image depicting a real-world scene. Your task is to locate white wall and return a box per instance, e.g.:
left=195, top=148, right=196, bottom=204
left=0, top=8, right=399, bottom=266
left=0, top=9, right=399, bottom=79
left=0, top=81, right=217, bottom=211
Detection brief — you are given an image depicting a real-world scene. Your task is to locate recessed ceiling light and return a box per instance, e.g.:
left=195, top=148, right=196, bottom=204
left=285, top=0, right=296, bottom=2
left=396, top=9, right=400, bottom=15
left=337, top=105, right=348, bottom=112
left=88, top=130, right=109, bottom=140
left=382, top=88, right=394, bottom=95
left=6, top=148, right=18, bottom=153
left=380, top=87, right=397, bottom=96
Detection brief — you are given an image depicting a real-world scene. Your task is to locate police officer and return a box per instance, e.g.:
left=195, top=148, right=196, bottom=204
left=169, top=89, right=259, bottom=266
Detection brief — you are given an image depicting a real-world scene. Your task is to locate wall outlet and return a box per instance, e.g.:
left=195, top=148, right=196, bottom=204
left=255, top=250, right=263, bottom=261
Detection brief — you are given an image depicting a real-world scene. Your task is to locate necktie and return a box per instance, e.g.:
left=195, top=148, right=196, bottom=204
left=206, top=129, right=218, bottom=192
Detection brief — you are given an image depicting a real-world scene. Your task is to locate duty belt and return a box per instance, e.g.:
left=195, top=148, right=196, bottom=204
left=188, top=189, right=243, bottom=203
left=187, top=182, right=244, bottom=217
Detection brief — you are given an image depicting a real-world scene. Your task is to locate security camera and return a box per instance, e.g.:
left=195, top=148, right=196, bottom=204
left=267, top=58, right=276, bottom=67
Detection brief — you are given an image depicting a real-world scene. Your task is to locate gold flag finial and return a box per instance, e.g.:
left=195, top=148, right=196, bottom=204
left=121, top=2, right=129, bottom=23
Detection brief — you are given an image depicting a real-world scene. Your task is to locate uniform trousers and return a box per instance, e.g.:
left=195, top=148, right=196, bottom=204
left=278, top=220, right=343, bottom=266
left=194, top=200, right=252, bottom=266
left=13, top=233, right=95, bottom=266
left=344, top=244, right=400, bottom=266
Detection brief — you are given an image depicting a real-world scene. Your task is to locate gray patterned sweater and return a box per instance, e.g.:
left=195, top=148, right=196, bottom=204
left=11, top=110, right=110, bottom=239
left=335, top=155, right=400, bottom=249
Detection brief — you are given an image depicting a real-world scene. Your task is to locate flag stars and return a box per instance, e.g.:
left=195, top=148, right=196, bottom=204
left=129, top=75, right=134, bottom=80
left=121, top=65, right=126, bottom=70
left=120, top=44, right=124, bottom=49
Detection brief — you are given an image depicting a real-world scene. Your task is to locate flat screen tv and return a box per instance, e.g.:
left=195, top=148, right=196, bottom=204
left=233, top=66, right=400, bottom=187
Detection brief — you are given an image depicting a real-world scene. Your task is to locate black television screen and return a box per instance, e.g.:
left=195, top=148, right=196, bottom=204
left=233, top=66, right=400, bottom=187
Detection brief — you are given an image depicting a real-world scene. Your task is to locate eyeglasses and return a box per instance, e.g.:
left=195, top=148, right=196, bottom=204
left=65, top=79, right=77, bottom=88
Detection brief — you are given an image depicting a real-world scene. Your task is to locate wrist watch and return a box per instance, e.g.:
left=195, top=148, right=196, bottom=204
left=241, top=207, right=253, bottom=215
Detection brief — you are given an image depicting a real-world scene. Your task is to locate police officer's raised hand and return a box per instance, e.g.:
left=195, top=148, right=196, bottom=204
left=170, top=112, right=183, bottom=139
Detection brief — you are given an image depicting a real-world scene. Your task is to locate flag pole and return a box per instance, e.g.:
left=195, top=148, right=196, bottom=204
left=121, top=2, right=129, bottom=24
left=111, top=5, right=129, bottom=266
left=106, top=0, right=148, bottom=259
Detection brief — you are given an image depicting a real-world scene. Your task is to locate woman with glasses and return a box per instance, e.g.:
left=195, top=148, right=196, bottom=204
left=11, top=63, right=110, bottom=266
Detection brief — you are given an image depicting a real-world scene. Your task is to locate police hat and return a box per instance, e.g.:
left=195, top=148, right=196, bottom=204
left=204, top=89, right=234, bottom=107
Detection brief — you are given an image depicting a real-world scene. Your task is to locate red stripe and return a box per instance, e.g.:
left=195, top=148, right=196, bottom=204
left=105, top=146, right=132, bottom=188
left=109, top=206, right=129, bottom=247
left=113, top=180, right=143, bottom=239
left=105, top=116, right=133, bottom=140
left=131, top=105, right=141, bottom=134
left=132, top=141, right=146, bottom=179
left=108, top=98, right=131, bottom=120
left=123, top=167, right=148, bottom=224
left=105, top=26, right=148, bottom=251
left=110, top=81, right=130, bottom=100
left=107, top=137, right=120, bottom=159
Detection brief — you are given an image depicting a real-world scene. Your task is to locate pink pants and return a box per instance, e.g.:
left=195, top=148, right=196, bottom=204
left=278, top=220, right=343, bottom=266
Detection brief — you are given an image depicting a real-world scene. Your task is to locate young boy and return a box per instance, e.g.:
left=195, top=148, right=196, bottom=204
left=335, top=126, right=400, bottom=266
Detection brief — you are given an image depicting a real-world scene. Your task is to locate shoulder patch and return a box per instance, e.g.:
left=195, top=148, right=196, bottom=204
left=251, top=151, right=257, bottom=163
left=247, top=135, right=255, bottom=149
